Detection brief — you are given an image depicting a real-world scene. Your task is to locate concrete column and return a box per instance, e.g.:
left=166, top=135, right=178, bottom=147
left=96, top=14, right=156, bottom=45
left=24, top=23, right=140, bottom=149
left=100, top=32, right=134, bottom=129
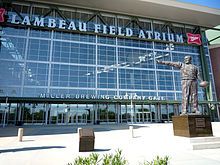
left=18, top=103, right=22, bottom=122
left=18, top=128, right=23, bottom=142
left=129, top=125, right=134, bottom=138
left=117, top=104, right=120, bottom=124
left=45, top=103, right=49, bottom=125
left=217, top=105, right=220, bottom=121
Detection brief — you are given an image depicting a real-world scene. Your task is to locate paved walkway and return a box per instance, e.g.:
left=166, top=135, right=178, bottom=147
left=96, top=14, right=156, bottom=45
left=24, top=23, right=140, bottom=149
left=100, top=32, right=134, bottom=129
left=0, top=122, right=220, bottom=165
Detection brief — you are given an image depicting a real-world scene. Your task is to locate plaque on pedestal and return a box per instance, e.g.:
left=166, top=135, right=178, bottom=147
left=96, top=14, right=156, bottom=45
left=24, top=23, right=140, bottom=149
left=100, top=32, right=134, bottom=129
left=172, top=115, right=213, bottom=137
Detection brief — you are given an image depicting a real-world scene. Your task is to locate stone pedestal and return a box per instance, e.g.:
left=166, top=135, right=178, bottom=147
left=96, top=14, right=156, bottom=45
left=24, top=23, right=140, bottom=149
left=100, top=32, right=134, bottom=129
left=172, top=115, right=213, bottom=137
left=79, top=128, right=95, bottom=152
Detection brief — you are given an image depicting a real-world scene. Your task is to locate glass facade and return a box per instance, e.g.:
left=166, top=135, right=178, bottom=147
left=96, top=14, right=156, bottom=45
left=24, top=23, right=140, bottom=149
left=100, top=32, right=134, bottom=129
left=0, top=2, right=219, bottom=126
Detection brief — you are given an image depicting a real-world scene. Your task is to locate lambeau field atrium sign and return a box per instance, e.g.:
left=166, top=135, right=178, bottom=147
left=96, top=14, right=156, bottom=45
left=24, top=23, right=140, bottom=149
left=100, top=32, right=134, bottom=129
left=10, top=14, right=184, bottom=43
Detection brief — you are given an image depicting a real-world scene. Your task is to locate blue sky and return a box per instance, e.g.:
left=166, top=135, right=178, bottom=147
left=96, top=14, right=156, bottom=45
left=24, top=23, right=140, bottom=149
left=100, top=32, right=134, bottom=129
left=178, top=0, right=220, bottom=9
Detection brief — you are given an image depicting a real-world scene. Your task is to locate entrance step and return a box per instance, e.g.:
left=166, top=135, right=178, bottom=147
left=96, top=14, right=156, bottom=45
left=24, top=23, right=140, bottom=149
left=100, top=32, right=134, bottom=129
left=190, top=137, right=220, bottom=143
left=189, top=137, right=220, bottom=150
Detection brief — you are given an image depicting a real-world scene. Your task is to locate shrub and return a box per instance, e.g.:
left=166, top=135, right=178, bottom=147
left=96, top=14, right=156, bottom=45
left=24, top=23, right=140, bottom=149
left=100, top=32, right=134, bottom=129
left=67, top=149, right=127, bottom=165
left=67, top=150, right=169, bottom=165
left=141, top=156, right=170, bottom=165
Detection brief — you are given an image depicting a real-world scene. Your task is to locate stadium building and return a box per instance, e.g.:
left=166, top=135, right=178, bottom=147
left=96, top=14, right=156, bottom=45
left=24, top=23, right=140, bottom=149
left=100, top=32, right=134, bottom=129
left=0, top=0, right=220, bottom=126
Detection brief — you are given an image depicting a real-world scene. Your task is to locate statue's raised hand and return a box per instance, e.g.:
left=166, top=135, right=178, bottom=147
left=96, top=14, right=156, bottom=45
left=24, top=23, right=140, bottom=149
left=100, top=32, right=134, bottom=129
left=156, top=60, right=161, bottom=64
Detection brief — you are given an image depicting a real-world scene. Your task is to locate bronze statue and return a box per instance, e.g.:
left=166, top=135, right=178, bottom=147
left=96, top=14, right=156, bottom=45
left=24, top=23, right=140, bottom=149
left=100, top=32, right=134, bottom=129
left=156, top=56, right=208, bottom=115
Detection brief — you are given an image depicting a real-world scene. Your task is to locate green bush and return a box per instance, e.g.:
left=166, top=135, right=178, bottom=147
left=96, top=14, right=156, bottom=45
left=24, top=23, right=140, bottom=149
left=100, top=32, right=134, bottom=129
left=67, top=153, right=100, bottom=165
left=67, top=149, right=127, bottom=165
left=67, top=150, right=169, bottom=165
left=141, top=156, right=170, bottom=165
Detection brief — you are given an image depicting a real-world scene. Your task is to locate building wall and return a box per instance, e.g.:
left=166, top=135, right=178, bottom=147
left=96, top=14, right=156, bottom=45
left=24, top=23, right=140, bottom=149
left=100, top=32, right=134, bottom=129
left=0, top=2, right=212, bottom=101
left=210, top=46, right=220, bottom=100
left=0, top=1, right=219, bottom=125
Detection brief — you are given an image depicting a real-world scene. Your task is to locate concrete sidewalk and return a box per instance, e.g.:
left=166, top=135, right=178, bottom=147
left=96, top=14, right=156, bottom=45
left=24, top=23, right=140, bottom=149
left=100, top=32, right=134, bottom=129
left=0, top=122, right=220, bottom=165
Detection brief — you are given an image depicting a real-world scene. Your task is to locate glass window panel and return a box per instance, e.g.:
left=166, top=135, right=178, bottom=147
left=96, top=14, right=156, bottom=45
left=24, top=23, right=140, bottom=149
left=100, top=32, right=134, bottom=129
left=30, top=28, right=51, bottom=38
left=155, top=51, right=172, bottom=70
left=2, top=26, right=28, bottom=37
left=173, top=44, right=199, bottom=53
left=97, top=90, right=116, bottom=96
left=172, top=53, right=185, bottom=63
left=98, top=46, right=116, bottom=65
left=0, top=60, right=24, bottom=86
left=176, top=93, right=182, bottom=100
left=98, top=36, right=116, bottom=45
left=97, top=68, right=117, bottom=89
left=51, top=64, right=96, bottom=88
left=52, top=41, right=95, bottom=64
left=0, top=86, right=21, bottom=97
left=55, top=32, right=96, bottom=42
left=118, top=38, right=153, bottom=48
left=24, top=62, right=49, bottom=86
left=0, top=36, right=26, bottom=60
left=27, top=39, right=50, bottom=61
left=206, top=56, right=212, bottom=74
left=23, top=87, right=48, bottom=97
left=119, top=69, right=156, bottom=90
left=158, top=92, right=175, bottom=100
left=157, top=71, right=174, bottom=90
left=154, top=42, right=168, bottom=50
left=118, top=48, right=154, bottom=69
left=174, top=72, right=181, bottom=91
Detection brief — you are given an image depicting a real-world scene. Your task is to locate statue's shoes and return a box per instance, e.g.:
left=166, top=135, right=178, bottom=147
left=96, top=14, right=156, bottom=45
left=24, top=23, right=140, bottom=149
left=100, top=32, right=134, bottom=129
left=180, top=112, right=187, bottom=116
left=192, top=111, right=201, bottom=114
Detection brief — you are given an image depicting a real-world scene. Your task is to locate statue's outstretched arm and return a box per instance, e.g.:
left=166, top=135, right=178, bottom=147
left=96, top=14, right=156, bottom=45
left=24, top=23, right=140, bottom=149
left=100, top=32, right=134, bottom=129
left=156, top=60, right=181, bottom=69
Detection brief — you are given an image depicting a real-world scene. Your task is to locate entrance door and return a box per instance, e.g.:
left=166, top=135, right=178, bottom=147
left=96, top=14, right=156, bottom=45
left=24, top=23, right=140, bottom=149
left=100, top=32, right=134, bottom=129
left=150, top=104, right=158, bottom=122
left=76, top=104, right=90, bottom=124
left=120, top=104, right=128, bottom=123
left=126, top=102, right=135, bottom=123
left=0, top=104, right=8, bottom=127
left=57, top=112, right=67, bottom=124
left=161, top=104, right=168, bottom=122
left=96, top=103, right=117, bottom=124
left=54, top=104, right=91, bottom=125
left=135, top=105, right=142, bottom=123
left=143, top=104, right=152, bottom=122
left=135, top=104, right=152, bottom=123
left=54, top=104, right=70, bottom=125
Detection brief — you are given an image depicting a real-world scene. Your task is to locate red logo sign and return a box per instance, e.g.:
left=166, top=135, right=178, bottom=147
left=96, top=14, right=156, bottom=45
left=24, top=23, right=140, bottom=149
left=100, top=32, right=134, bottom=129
left=0, top=8, right=6, bottom=23
left=186, top=33, right=202, bottom=45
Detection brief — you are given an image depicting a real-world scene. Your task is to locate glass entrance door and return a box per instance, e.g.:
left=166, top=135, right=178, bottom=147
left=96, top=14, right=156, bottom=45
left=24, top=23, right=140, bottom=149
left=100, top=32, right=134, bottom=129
left=96, top=103, right=117, bottom=124
left=135, top=104, right=152, bottom=123
left=120, top=104, right=128, bottom=123
left=52, top=104, right=69, bottom=124
left=13, top=103, right=48, bottom=125
left=0, top=103, right=8, bottom=127
left=142, top=104, right=152, bottom=123
left=53, top=104, right=92, bottom=125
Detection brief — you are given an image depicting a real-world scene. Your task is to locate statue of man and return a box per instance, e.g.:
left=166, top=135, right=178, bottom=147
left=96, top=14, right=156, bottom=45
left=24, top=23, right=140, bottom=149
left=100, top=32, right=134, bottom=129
left=156, top=56, right=207, bottom=115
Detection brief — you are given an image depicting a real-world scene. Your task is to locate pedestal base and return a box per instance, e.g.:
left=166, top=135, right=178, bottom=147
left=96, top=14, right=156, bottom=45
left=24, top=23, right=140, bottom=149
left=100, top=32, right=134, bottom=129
left=172, top=115, right=213, bottom=137
left=79, top=128, right=95, bottom=152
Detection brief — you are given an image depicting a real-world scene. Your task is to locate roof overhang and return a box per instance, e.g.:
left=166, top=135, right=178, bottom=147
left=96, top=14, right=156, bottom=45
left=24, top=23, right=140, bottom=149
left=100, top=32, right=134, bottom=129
left=23, top=0, right=220, bottom=28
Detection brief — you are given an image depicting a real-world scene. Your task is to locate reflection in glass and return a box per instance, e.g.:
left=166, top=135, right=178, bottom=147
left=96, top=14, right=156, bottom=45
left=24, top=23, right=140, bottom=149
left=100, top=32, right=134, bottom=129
left=24, top=63, right=49, bottom=86
left=27, top=39, right=50, bottom=61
